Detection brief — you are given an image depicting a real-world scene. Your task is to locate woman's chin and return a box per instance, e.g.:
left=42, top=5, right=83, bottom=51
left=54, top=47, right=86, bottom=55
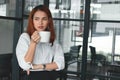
left=37, top=29, right=44, bottom=32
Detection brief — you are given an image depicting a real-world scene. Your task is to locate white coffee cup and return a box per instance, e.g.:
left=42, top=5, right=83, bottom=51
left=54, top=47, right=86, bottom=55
left=39, top=31, right=50, bottom=43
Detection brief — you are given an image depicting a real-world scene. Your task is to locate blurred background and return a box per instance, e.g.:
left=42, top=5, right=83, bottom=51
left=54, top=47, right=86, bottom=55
left=0, top=0, right=120, bottom=80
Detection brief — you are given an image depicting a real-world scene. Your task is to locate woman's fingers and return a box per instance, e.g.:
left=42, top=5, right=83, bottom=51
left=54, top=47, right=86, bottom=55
left=27, top=70, right=30, bottom=75
left=31, top=31, right=40, bottom=43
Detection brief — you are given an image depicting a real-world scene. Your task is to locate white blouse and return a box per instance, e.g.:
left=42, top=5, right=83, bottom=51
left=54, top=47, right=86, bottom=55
left=16, top=33, right=65, bottom=71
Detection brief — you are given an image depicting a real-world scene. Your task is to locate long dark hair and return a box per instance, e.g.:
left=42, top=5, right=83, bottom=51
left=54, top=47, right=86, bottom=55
left=27, top=5, right=56, bottom=44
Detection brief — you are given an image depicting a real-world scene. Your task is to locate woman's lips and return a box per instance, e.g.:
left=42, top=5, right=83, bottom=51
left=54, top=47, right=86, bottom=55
left=38, top=26, right=43, bottom=29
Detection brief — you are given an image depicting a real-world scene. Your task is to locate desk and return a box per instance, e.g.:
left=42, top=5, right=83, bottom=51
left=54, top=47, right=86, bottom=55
left=108, top=62, right=120, bottom=69
left=107, top=62, right=120, bottom=80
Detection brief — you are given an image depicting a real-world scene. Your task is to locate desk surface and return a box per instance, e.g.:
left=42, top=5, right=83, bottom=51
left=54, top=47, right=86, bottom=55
left=108, top=62, right=120, bottom=67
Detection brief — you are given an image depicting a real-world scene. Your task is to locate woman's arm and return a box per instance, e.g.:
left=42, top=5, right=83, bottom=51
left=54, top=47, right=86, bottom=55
left=32, top=62, right=58, bottom=70
left=24, top=31, right=40, bottom=63
left=24, top=41, right=37, bottom=63
left=16, top=32, right=40, bottom=70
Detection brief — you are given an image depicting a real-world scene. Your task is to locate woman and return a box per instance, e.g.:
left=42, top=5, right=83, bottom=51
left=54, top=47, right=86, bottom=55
left=16, top=5, right=65, bottom=80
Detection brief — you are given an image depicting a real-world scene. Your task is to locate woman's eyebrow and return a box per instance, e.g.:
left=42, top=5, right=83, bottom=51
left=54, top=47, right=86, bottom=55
left=34, top=16, right=48, bottom=19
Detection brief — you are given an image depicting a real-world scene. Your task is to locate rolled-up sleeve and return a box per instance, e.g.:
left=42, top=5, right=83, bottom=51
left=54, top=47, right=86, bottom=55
left=16, top=33, right=31, bottom=70
left=53, top=44, right=65, bottom=70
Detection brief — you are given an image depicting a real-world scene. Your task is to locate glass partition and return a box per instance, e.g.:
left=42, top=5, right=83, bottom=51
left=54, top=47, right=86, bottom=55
left=0, top=0, right=16, bottom=17
left=87, top=22, right=120, bottom=79
left=23, top=19, right=28, bottom=32
left=49, top=0, right=85, bottom=19
left=53, top=20, right=84, bottom=52
left=24, top=0, right=44, bottom=14
left=0, top=19, right=14, bottom=54
left=91, top=0, right=120, bottom=20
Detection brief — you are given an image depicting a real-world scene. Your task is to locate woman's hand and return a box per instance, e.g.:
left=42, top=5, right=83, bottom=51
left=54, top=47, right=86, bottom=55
left=26, top=64, right=43, bottom=75
left=27, top=70, right=30, bottom=75
left=31, top=31, right=40, bottom=44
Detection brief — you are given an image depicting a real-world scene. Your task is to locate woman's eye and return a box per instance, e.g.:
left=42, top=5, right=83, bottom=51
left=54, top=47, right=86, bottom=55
left=33, top=17, right=48, bottom=21
left=34, top=18, right=39, bottom=20
left=43, top=18, right=48, bottom=21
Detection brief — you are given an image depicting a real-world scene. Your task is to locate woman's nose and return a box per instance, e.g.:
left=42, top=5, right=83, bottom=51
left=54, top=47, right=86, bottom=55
left=39, top=20, right=43, bottom=24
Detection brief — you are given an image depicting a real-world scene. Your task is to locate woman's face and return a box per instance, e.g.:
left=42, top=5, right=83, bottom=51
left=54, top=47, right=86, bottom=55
left=33, top=10, right=49, bottom=32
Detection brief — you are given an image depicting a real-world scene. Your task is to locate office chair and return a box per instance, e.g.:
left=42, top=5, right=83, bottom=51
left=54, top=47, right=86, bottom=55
left=89, top=46, right=96, bottom=65
left=89, top=46, right=106, bottom=79
left=62, top=45, right=81, bottom=80
left=89, top=46, right=106, bottom=65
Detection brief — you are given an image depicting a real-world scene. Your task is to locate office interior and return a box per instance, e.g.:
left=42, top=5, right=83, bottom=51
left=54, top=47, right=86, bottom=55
left=0, top=0, right=120, bottom=80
